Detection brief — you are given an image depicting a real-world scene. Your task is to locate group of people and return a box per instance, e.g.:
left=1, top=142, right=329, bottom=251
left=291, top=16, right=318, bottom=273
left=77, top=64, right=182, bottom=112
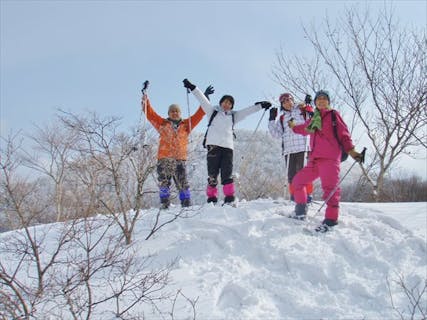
left=141, top=79, right=363, bottom=232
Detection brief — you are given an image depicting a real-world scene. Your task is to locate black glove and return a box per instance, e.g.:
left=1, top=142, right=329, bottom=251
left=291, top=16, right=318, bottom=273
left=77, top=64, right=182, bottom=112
left=204, top=85, right=215, bottom=101
left=269, top=107, right=278, bottom=121
left=255, top=101, right=272, bottom=110
left=349, top=148, right=365, bottom=163
left=304, top=94, right=312, bottom=104
left=183, top=78, right=196, bottom=91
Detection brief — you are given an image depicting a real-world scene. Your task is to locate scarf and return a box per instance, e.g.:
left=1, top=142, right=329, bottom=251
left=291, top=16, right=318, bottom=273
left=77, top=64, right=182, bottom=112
left=305, top=107, right=331, bottom=133
left=168, top=118, right=182, bottom=131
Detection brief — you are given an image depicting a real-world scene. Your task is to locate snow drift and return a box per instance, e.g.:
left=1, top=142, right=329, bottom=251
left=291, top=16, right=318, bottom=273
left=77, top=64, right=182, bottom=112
left=1, top=200, right=426, bottom=319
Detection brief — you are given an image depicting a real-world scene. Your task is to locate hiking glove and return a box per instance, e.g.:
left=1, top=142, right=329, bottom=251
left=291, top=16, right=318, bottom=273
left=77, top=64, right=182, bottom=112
left=183, top=79, right=196, bottom=91
left=269, top=107, right=278, bottom=120
left=255, top=101, right=272, bottom=109
left=349, top=149, right=363, bottom=163
left=204, top=85, right=215, bottom=101
left=305, top=105, right=314, bottom=118
left=288, top=118, right=296, bottom=129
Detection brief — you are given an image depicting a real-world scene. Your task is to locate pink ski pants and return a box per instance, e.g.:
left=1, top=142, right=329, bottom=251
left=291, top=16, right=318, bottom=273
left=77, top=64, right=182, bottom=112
left=292, top=158, right=341, bottom=221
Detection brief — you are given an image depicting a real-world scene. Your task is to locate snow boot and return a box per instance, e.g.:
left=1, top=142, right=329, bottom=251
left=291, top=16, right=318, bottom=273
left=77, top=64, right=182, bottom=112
left=206, top=185, right=218, bottom=204
left=223, top=183, right=236, bottom=206
left=314, top=219, right=338, bottom=233
left=224, top=195, right=235, bottom=204
left=288, top=203, right=307, bottom=220
left=159, top=186, right=170, bottom=210
left=179, top=189, right=191, bottom=208
left=181, top=198, right=191, bottom=207
left=160, top=197, right=170, bottom=210
left=207, top=197, right=218, bottom=204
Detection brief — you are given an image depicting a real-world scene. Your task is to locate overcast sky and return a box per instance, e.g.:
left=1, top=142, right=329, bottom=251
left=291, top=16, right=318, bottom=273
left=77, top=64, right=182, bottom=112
left=1, top=0, right=426, bottom=177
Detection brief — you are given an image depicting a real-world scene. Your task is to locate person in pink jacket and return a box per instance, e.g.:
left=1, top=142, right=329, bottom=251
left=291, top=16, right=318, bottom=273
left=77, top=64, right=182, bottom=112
left=288, top=90, right=363, bottom=232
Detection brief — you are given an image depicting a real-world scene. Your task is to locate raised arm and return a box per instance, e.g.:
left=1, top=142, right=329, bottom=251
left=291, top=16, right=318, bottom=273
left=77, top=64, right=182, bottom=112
left=142, top=94, right=163, bottom=131
left=183, top=79, right=215, bottom=114
left=234, top=101, right=271, bottom=123
left=185, top=106, right=206, bottom=131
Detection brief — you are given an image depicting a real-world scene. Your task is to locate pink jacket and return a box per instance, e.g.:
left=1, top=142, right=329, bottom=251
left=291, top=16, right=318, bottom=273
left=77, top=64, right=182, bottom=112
left=293, top=109, right=354, bottom=161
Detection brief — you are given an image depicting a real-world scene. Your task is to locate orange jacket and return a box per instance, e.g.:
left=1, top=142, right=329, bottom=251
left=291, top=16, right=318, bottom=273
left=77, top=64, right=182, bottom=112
left=143, top=97, right=205, bottom=160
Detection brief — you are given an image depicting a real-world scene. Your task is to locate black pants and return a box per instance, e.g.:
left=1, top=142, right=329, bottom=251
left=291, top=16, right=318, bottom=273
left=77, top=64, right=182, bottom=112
left=157, top=158, right=189, bottom=191
left=207, top=145, right=233, bottom=186
left=284, top=152, right=305, bottom=183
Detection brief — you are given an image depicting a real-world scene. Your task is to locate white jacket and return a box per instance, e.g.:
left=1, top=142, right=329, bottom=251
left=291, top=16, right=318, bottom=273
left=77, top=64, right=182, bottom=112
left=192, top=87, right=262, bottom=150
left=268, top=105, right=309, bottom=155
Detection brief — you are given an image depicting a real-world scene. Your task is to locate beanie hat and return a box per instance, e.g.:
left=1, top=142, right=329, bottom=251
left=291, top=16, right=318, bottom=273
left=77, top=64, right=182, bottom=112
left=168, top=104, right=181, bottom=113
left=220, top=95, right=235, bottom=109
left=279, top=93, right=294, bottom=104
left=314, top=90, right=330, bottom=105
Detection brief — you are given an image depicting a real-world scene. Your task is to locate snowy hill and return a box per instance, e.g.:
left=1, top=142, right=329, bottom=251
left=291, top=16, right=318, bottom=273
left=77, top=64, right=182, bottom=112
left=1, top=200, right=426, bottom=319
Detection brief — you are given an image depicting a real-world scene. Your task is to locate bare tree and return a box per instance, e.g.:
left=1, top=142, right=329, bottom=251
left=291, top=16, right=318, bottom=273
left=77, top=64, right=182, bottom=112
left=21, top=123, right=79, bottom=222
left=57, top=110, right=157, bottom=244
left=0, top=131, right=198, bottom=319
left=0, top=212, right=197, bottom=319
left=235, top=130, right=284, bottom=200
left=0, top=133, right=76, bottom=316
left=272, top=5, right=427, bottom=200
left=387, top=273, right=427, bottom=320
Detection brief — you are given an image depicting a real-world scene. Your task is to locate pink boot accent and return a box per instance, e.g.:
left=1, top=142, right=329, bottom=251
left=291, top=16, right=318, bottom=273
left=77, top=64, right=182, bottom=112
left=223, top=183, right=235, bottom=196
left=206, top=185, right=218, bottom=198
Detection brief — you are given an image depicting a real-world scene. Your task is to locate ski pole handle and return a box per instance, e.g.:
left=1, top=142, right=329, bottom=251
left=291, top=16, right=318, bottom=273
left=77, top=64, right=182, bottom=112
left=360, top=147, right=367, bottom=164
left=141, top=80, right=150, bottom=94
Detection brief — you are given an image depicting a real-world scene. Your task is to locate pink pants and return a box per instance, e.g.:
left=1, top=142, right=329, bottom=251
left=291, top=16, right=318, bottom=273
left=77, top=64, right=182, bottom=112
left=293, top=158, right=341, bottom=221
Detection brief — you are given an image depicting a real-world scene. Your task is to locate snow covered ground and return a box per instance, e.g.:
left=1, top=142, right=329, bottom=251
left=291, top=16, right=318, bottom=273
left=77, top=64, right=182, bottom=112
left=1, top=200, right=426, bottom=319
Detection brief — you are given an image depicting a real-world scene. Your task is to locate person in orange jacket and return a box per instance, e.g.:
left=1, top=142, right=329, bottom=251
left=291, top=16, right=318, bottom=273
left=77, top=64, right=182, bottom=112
left=141, top=85, right=214, bottom=209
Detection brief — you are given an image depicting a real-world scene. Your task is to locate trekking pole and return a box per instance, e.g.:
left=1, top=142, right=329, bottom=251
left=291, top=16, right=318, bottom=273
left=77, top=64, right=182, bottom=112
left=238, top=108, right=268, bottom=180
left=186, top=88, right=192, bottom=142
left=140, top=80, right=150, bottom=138
left=250, top=108, right=267, bottom=140
left=312, top=147, right=366, bottom=217
left=283, top=154, right=291, bottom=201
left=241, top=108, right=268, bottom=161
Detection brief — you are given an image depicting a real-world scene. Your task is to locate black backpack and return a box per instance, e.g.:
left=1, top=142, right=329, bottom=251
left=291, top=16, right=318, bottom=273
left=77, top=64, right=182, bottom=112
left=202, top=111, right=235, bottom=148
left=331, top=110, right=349, bottom=162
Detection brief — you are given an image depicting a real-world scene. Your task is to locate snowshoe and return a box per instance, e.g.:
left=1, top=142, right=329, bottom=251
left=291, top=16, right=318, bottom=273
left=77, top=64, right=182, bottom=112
left=288, top=213, right=306, bottom=221
left=313, top=219, right=338, bottom=233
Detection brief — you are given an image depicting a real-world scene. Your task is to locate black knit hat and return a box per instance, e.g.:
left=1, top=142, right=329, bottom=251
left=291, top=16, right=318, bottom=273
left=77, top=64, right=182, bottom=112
left=219, top=95, right=235, bottom=109
left=314, top=90, right=330, bottom=105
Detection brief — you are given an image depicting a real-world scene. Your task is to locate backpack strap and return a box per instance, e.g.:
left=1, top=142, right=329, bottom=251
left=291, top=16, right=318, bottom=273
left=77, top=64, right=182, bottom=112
left=331, top=110, right=339, bottom=142
left=203, top=110, right=218, bottom=148
left=207, top=110, right=218, bottom=127
left=203, top=110, right=236, bottom=148
left=231, top=112, right=236, bottom=139
left=331, top=110, right=349, bottom=161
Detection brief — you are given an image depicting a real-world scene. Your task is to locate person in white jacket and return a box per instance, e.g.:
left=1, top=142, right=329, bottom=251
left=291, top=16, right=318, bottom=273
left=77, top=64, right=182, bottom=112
left=268, top=92, right=313, bottom=202
left=183, top=78, right=271, bottom=205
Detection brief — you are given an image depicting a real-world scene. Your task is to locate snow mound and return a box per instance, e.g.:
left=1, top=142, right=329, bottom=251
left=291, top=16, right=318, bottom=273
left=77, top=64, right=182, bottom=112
left=140, top=200, right=426, bottom=319
left=1, top=200, right=425, bottom=319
